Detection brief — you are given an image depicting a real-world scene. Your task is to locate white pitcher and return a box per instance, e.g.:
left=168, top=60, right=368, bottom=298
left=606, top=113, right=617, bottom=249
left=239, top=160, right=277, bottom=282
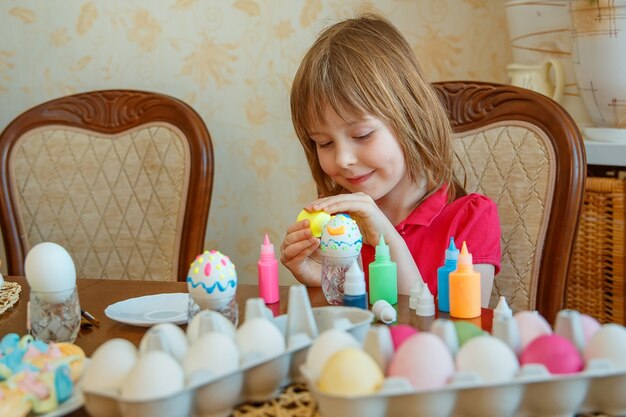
left=507, top=60, right=564, bottom=103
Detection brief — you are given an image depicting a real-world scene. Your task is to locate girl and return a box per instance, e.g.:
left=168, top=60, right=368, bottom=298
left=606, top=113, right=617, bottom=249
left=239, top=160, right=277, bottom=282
left=280, top=13, right=501, bottom=307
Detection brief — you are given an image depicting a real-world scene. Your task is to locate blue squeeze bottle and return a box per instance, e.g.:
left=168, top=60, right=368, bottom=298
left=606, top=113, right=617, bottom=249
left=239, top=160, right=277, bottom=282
left=437, top=237, right=459, bottom=313
left=343, top=259, right=368, bottom=309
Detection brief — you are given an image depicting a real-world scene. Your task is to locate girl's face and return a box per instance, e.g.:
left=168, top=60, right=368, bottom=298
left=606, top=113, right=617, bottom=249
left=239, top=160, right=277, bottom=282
left=308, top=106, right=413, bottom=204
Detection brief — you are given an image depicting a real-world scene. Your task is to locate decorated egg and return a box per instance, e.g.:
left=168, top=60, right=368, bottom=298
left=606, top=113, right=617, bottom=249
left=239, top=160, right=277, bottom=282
left=187, top=250, right=237, bottom=311
left=389, top=325, right=418, bottom=351
left=320, top=214, right=363, bottom=258
left=514, top=310, right=552, bottom=350
left=454, top=321, right=485, bottom=347
left=318, top=348, right=383, bottom=395
left=25, top=242, right=76, bottom=303
left=520, top=334, right=584, bottom=374
left=387, top=333, right=455, bottom=390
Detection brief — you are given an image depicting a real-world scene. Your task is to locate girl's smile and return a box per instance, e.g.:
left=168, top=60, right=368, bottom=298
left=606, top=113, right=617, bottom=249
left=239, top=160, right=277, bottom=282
left=346, top=171, right=374, bottom=185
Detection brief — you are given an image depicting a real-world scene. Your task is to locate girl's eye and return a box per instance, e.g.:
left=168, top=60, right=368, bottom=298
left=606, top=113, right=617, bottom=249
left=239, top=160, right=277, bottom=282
left=317, top=141, right=333, bottom=149
left=355, top=131, right=373, bottom=140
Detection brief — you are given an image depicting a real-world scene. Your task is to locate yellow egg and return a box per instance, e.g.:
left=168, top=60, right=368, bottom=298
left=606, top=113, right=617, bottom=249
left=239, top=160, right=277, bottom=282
left=318, top=348, right=383, bottom=396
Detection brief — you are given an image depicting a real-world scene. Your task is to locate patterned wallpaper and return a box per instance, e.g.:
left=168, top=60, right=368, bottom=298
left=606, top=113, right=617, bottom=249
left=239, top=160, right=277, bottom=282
left=0, top=0, right=510, bottom=283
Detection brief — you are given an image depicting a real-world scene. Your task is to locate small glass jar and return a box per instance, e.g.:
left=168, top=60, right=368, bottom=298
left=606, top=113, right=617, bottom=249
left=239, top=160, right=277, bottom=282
left=29, top=286, right=81, bottom=343
left=321, top=255, right=358, bottom=305
left=188, top=296, right=238, bottom=326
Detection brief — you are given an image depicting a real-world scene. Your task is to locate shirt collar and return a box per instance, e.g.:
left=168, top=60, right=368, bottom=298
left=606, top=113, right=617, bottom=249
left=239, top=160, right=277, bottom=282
left=397, top=184, right=448, bottom=228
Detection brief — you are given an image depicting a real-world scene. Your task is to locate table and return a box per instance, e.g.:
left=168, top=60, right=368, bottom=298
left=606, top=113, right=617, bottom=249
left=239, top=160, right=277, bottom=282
left=0, top=277, right=493, bottom=417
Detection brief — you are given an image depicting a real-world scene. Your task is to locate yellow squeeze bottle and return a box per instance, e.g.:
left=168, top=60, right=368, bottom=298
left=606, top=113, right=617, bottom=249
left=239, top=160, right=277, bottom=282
left=449, top=241, right=481, bottom=319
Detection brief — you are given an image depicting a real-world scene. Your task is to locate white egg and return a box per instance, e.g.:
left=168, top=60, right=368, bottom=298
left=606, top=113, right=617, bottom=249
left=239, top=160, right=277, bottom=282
left=304, top=329, right=361, bottom=382
left=584, top=323, right=626, bottom=371
left=183, top=332, right=240, bottom=384
left=456, top=335, right=519, bottom=383
left=25, top=242, right=76, bottom=303
left=187, top=250, right=237, bottom=311
left=83, top=338, right=138, bottom=394
left=121, top=350, right=185, bottom=401
left=186, top=309, right=236, bottom=345
left=139, top=323, right=188, bottom=363
left=236, top=317, right=285, bottom=363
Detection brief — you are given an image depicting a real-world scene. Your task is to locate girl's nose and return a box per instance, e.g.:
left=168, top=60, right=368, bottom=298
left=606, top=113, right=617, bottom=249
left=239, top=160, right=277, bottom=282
left=335, top=143, right=357, bottom=168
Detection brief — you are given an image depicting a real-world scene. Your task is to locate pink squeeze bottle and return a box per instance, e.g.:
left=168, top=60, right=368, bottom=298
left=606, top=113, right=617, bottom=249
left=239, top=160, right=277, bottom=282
left=258, top=233, right=279, bottom=304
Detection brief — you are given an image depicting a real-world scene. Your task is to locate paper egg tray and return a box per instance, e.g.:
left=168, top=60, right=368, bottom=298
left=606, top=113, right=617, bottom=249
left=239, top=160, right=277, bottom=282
left=303, top=349, right=626, bottom=417
left=83, top=285, right=374, bottom=417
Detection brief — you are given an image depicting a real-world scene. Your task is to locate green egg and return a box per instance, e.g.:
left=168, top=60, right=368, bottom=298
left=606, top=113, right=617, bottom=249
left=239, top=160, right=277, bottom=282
left=454, top=321, right=485, bottom=347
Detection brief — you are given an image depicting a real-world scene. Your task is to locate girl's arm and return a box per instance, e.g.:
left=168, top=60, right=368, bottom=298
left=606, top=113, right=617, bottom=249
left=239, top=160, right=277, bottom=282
left=384, top=230, right=425, bottom=294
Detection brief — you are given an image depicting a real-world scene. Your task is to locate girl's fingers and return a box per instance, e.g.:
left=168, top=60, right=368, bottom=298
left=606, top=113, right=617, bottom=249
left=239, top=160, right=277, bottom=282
left=280, top=238, right=319, bottom=264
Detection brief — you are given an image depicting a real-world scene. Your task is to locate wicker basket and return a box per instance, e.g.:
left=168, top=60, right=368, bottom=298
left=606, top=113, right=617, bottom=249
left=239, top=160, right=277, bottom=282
left=567, top=177, right=626, bottom=324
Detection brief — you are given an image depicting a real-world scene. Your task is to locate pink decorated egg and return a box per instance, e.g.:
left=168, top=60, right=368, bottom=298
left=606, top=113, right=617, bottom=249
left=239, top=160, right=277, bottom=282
left=187, top=250, right=237, bottom=310
left=387, top=333, right=454, bottom=390
left=520, top=334, right=584, bottom=374
left=389, top=325, right=418, bottom=351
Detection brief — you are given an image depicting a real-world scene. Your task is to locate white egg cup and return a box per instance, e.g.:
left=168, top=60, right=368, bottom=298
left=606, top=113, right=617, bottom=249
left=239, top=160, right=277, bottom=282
left=29, top=285, right=80, bottom=343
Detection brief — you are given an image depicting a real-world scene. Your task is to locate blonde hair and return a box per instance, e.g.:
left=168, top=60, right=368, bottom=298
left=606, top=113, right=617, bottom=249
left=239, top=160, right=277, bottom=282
left=290, top=13, right=463, bottom=200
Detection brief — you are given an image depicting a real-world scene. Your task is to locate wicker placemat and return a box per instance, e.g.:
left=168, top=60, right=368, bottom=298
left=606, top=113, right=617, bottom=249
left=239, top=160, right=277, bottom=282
left=230, top=383, right=610, bottom=417
left=0, top=280, right=21, bottom=315
left=233, top=383, right=320, bottom=417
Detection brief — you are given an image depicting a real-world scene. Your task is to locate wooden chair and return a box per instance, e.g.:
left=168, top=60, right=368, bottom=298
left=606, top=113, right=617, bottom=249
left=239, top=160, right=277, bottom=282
left=434, top=81, right=586, bottom=324
left=0, top=90, right=213, bottom=282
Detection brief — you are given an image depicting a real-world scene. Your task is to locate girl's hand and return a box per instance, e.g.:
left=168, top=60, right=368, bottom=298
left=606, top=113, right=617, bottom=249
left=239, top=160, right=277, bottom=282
left=280, top=219, right=322, bottom=286
left=307, top=192, right=395, bottom=246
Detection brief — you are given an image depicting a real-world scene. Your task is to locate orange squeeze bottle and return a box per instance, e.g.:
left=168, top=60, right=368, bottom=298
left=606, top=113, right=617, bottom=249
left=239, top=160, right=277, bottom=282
left=449, top=241, right=481, bottom=319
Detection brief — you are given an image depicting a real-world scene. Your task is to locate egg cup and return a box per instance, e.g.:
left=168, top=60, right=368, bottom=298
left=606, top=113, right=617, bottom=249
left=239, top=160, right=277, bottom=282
left=29, top=286, right=81, bottom=343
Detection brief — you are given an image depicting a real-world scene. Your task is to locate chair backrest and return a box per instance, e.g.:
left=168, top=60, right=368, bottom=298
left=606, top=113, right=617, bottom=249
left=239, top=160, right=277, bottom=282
left=433, top=81, right=586, bottom=324
left=0, top=90, right=213, bottom=282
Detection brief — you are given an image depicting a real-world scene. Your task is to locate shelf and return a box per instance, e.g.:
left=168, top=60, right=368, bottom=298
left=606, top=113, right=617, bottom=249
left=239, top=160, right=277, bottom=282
left=584, top=140, right=626, bottom=167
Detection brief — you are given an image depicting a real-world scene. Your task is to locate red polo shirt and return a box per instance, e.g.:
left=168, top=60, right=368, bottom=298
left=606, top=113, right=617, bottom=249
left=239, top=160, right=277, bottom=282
left=361, top=185, right=501, bottom=295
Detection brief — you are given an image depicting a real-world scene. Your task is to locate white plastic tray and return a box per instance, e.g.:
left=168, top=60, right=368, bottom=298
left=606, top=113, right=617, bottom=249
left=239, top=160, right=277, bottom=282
left=83, top=285, right=374, bottom=417
left=303, top=360, right=626, bottom=417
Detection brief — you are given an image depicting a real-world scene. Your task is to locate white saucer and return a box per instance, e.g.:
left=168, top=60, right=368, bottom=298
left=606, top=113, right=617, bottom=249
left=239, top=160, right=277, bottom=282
left=583, top=127, right=626, bottom=143
left=105, top=293, right=189, bottom=327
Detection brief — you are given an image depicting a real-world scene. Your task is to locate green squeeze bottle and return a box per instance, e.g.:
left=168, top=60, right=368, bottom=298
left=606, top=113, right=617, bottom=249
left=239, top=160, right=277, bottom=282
left=368, top=234, right=398, bottom=305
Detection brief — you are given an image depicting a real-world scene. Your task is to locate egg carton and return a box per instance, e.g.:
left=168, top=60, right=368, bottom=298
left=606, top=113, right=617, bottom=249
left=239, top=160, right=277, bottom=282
left=303, top=359, right=626, bottom=417
left=302, top=310, right=626, bottom=417
left=83, top=285, right=374, bottom=417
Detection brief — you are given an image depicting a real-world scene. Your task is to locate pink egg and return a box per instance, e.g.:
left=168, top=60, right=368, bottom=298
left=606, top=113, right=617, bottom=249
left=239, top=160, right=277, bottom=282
left=520, top=334, right=584, bottom=374
left=389, top=325, right=418, bottom=351
left=387, top=333, right=454, bottom=390
left=514, top=311, right=552, bottom=350
left=581, top=314, right=601, bottom=342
